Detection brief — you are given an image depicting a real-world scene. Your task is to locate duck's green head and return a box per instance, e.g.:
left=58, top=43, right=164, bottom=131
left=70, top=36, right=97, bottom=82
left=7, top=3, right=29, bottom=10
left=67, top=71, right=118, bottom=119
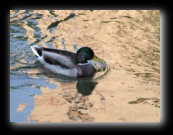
left=76, top=47, right=105, bottom=64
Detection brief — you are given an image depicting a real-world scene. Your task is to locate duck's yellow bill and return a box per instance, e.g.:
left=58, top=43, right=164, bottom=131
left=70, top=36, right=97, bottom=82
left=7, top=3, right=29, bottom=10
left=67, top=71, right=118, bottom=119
left=92, top=55, right=105, bottom=64
left=91, top=55, right=107, bottom=71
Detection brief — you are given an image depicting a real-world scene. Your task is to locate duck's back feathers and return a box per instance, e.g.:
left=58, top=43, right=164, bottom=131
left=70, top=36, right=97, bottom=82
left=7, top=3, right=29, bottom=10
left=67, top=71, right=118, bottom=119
left=43, top=50, right=76, bottom=69
left=31, top=46, right=77, bottom=69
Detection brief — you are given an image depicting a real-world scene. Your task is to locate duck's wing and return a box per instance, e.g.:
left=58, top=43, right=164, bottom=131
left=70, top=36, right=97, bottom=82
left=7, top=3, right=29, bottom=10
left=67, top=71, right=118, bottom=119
left=31, top=46, right=77, bottom=69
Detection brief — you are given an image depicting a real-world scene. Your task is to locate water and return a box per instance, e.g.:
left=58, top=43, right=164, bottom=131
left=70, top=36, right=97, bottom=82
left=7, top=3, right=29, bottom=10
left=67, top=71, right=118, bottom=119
left=10, top=10, right=160, bottom=122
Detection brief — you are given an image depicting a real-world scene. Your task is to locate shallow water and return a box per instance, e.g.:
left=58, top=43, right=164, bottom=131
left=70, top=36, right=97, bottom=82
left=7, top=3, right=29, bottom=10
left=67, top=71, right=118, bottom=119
left=10, top=10, right=160, bottom=122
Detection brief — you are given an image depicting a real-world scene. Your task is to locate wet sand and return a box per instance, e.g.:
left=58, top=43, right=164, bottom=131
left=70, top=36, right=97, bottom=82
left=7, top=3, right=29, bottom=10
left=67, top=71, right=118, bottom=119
left=10, top=10, right=160, bottom=122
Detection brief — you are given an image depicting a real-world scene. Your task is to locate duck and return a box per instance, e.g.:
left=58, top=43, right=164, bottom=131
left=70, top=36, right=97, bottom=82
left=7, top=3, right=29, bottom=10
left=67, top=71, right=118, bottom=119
left=31, top=45, right=106, bottom=77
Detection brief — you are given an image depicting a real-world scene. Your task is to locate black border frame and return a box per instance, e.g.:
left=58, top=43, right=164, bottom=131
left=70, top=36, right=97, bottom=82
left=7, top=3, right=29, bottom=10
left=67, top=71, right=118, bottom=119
left=2, top=1, right=170, bottom=132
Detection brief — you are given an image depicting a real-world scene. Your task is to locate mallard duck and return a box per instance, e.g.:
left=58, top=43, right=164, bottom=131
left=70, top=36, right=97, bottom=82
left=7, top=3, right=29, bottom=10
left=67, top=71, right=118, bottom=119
left=31, top=45, right=106, bottom=77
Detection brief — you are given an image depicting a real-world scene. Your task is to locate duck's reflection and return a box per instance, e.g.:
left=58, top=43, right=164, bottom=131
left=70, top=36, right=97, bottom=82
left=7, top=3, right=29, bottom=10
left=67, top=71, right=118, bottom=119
left=76, top=80, right=98, bottom=96
left=50, top=74, right=98, bottom=96
left=66, top=79, right=98, bottom=122
left=42, top=73, right=99, bottom=122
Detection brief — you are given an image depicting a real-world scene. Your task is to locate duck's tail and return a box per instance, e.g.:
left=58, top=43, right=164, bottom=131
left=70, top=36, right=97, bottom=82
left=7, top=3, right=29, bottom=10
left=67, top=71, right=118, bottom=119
left=31, top=45, right=40, bottom=57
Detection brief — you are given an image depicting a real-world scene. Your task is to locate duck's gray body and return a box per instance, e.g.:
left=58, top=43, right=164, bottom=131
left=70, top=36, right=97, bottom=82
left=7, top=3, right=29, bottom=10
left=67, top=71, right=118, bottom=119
left=31, top=46, right=96, bottom=77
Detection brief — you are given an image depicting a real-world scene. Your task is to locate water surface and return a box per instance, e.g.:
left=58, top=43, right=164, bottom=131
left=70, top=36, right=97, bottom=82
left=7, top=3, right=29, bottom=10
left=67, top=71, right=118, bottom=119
left=10, top=10, right=160, bottom=122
